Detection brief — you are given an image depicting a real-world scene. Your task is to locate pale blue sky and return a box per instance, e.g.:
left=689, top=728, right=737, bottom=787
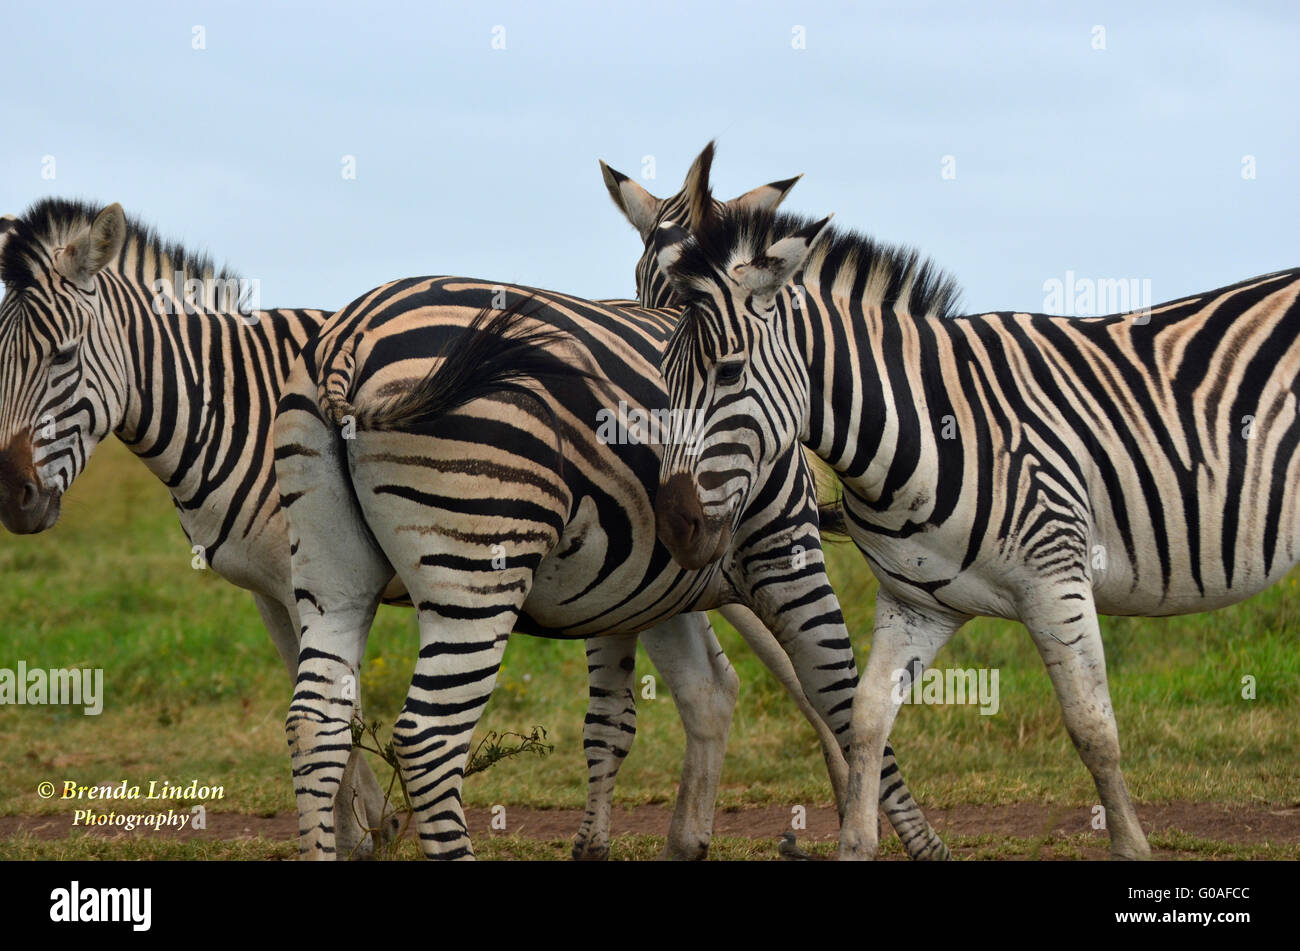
left=3, top=1, right=1296, bottom=315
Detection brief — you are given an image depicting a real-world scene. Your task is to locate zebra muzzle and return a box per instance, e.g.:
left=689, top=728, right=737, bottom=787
left=0, top=480, right=61, bottom=534
left=655, top=472, right=732, bottom=570
left=0, top=437, right=62, bottom=534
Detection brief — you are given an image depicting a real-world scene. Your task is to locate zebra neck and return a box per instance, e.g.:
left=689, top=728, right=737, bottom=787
left=107, top=288, right=326, bottom=547
left=790, top=284, right=940, bottom=514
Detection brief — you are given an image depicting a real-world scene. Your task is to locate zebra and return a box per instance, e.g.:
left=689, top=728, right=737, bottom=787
left=274, top=275, right=948, bottom=860
left=0, top=198, right=818, bottom=859
left=0, top=199, right=402, bottom=854
left=0, top=197, right=944, bottom=860
left=645, top=164, right=1300, bottom=861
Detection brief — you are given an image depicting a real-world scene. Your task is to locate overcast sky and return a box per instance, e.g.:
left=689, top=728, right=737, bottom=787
left=3, top=1, right=1296, bottom=315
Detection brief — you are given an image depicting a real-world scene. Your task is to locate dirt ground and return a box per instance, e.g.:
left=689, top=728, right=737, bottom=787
left=3, top=802, right=1297, bottom=858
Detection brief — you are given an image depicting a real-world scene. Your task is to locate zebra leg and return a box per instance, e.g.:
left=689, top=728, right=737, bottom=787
left=640, top=612, right=739, bottom=860
left=572, top=633, right=639, bottom=861
left=735, top=558, right=950, bottom=860
left=773, top=619, right=950, bottom=860
left=255, top=592, right=395, bottom=859
left=1023, top=588, right=1150, bottom=860
left=390, top=601, right=517, bottom=860
left=286, top=615, right=382, bottom=860
left=840, top=590, right=963, bottom=860
left=344, top=445, right=552, bottom=859
left=275, top=365, right=397, bottom=860
left=878, top=741, right=949, bottom=860
left=717, top=603, right=850, bottom=807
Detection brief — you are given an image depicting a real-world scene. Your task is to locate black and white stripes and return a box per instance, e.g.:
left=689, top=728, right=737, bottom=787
left=275, top=275, right=946, bottom=859
left=647, top=169, right=1300, bottom=860
left=0, top=195, right=945, bottom=861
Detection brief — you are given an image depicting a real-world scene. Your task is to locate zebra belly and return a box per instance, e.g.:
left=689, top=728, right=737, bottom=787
left=1084, top=451, right=1300, bottom=616
left=1089, top=529, right=1298, bottom=617
left=521, top=494, right=725, bottom=636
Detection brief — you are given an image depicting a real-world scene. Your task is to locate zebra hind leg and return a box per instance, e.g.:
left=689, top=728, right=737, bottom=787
left=640, top=613, right=739, bottom=860
left=1023, top=587, right=1150, bottom=860
left=572, top=633, right=639, bottom=861
left=274, top=361, right=394, bottom=860
left=253, top=593, right=392, bottom=858
left=393, top=601, right=518, bottom=860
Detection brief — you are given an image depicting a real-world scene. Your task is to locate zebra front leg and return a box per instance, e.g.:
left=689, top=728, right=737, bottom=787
left=1023, top=587, right=1150, bottom=860
left=841, top=590, right=962, bottom=860
left=717, top=603, right=850, bottom=807
left=771, top=615, right=951, bottom=860
left=640, top=613, right=739, bottom=860
left=572, top=633, right=639, bottom=861
left=736, top=558, right=950, bottom=860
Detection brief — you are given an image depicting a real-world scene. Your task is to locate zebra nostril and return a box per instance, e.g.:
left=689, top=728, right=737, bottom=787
left=688, top=511, right=704, bottom=540
left=674, top=509, right=701, bottom=545
left=18, top=481, right=40, bottom=511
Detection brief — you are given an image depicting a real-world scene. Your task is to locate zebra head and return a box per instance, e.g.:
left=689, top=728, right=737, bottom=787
left=652, top=208, right=832, bottom=569
left=0, top=202, right=128, bottom=533
left=600, top=141, right=800, bottom=307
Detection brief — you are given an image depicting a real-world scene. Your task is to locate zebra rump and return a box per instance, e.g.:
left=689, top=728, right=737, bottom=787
left=322, top=297, right=595, bottom=446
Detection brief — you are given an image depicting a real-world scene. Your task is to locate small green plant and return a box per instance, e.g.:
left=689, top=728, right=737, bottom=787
left=465, top=725, right=554, bottom=777
left=348, top=717, right=553, bottom=859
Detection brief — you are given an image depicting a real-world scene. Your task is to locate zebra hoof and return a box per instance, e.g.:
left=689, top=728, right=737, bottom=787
left=660, top=839, right=709, bottom=861
left=837, top=829, right=878, bottom=861
left=571, top=833, right=610, bottom=861
left=1112, top=844, right=1152, bottom=861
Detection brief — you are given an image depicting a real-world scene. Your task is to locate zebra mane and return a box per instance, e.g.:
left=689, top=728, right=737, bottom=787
left=0, top=197, right=239, bottom=295
left=672, top=204, right=964, bottom=322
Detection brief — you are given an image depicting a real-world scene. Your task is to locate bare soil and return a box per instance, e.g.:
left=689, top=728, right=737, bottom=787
left=3, top=801, right=1296, bottom=859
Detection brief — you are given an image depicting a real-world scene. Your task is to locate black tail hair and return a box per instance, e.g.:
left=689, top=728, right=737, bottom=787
left=355, top=297, right=594, bottom=466
left=817, top=499, right=850, bottom=540
left=809, top=454, right=850, bottom=541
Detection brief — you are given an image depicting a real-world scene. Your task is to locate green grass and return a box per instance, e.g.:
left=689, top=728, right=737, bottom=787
left=1, top=439, right=1296, bottom=834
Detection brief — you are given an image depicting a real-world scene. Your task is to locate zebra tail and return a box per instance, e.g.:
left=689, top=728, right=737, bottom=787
left=337, top=297, right=595, bottom=462
left=817, top=499, right=850, bottom=540
left=807, top=451, right=850, bottom=540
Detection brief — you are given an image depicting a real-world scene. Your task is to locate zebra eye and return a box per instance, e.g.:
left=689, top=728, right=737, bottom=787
left=51, top=346, right=77, bottom=367
left=715, top=360, right=745, bottom=386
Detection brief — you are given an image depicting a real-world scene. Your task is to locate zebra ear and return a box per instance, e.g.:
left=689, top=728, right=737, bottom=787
left=732, top=215, right=833, bottom=303
left=653, top=221, right=690, bottom=274
left=57, top=203, right=127, bottom=290
left=728, top=173, right=801, bottom=215
left=600, top=160, right=662, bottom=240
left=683, top=140, right=716, bottom=232
left=0, top=214, right=17, bottom=259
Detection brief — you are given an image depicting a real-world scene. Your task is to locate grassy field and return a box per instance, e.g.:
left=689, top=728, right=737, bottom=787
left=1, top=439, right=1296, bottom=857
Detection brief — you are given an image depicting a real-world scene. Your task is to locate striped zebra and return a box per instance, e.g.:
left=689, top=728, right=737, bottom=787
left=0, top=198, right=822, bottom=859
left=0, top=197, right=944, bottom=860
left=645, top=166, right=1300, bottom=860
left=0, top=200, right=400, bottom=854
left=274, top=274, right=947, bottom=860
